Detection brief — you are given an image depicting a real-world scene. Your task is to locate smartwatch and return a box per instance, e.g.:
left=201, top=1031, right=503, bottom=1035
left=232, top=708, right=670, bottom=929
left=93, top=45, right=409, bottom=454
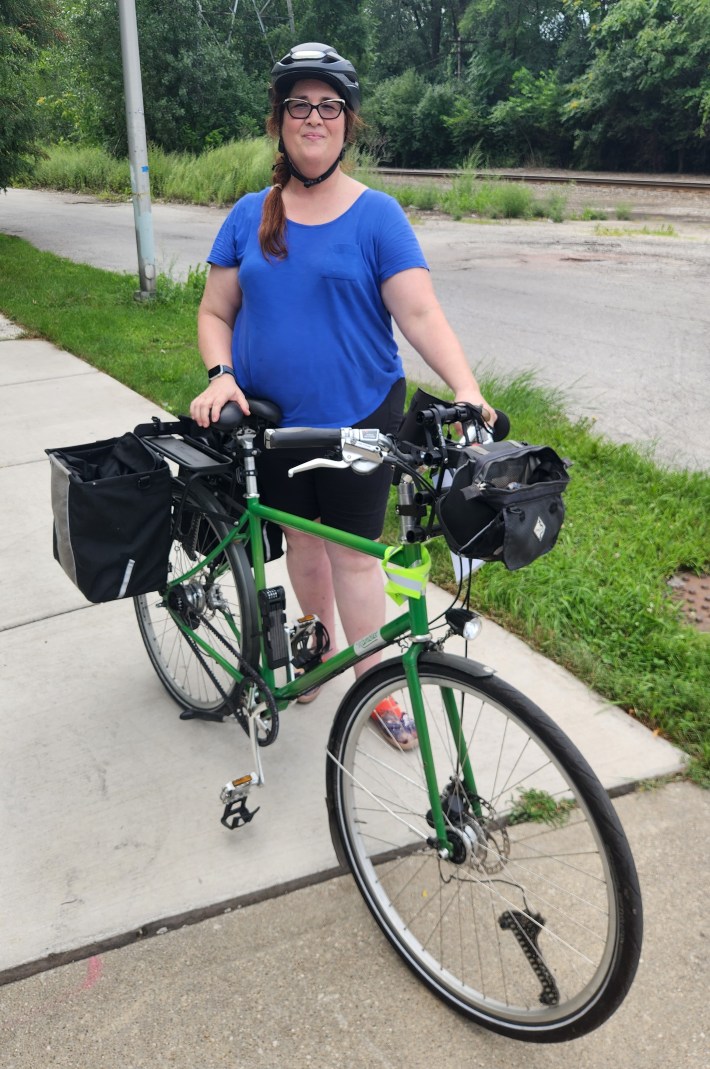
left=208, top=364, right=235, bottom=381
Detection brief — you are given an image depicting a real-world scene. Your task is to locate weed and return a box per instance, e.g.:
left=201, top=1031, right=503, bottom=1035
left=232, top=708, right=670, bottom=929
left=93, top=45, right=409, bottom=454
left=536, top=193, right=567, bottom=223
left=595, top=223, right=677, bottom=238
left=508, top=789, right=576, bottom=826
left=580, top=206, right=607, bottom=220
left=615, top=202, right=633, bottom=221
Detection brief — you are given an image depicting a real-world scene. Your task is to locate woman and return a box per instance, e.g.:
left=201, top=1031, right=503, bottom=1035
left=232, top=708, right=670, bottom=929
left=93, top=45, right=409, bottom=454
left=190, top=43, right=495, bottom=748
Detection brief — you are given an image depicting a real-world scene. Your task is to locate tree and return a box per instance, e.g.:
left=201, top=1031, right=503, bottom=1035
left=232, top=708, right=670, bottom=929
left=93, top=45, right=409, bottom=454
left=460, top=0, right=581, bottom=104
left=489, top=67, right=572, bottom=165
left=364, top=1, right=469, bottom=82
left=363, top=68, right=429, bottom=164
left=70, top=0, right=266, bottom=154
left=568, top=0, right=710, bottom=171
left=0, top=0, right=59, bottom=187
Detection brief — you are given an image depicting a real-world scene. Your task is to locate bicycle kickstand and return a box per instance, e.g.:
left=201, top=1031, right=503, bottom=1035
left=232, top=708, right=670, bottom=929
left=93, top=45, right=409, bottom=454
left=219, top=708, right=266, bottom=830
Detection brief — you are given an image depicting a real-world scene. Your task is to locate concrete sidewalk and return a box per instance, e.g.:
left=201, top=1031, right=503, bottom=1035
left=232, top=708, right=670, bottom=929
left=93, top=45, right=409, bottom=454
left=1, top=782, right=707, bottom=1069
left=0, top=317, right=686, bottom=989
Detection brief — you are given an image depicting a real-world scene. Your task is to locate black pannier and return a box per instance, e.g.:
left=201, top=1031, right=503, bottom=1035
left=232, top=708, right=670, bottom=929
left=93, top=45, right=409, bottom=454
left=133, top=414, right=285, bottom=566
left=47, top=433, right=172, bottom=603
left=437, top=440, right=570, bottom=571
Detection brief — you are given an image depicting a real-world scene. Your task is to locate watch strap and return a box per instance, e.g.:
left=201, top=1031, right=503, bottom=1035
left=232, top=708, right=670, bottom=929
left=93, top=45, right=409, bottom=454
left=208, top=364, right=235, bottom=381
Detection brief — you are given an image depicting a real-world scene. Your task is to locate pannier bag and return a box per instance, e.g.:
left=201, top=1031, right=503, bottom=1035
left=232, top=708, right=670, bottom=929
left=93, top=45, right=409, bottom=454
left=46, top=433, right=173, bottom=603
left=437, top=440, right=570, bottom=571
left=132, top=414, right=285, bottom=565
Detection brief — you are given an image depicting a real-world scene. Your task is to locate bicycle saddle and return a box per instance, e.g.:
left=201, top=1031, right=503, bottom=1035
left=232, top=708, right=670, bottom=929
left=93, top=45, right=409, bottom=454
left=214, top=399, right=283, bottom=431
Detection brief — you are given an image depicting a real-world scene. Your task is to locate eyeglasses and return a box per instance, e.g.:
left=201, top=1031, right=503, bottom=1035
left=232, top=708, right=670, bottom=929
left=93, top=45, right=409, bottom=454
left=282, top=98, right=345, bottom=120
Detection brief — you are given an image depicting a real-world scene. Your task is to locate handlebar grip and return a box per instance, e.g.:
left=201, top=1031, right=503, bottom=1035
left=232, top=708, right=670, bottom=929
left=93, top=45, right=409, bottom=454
left=491, top=409, right=510, bottom=441
left=265, top=427, right=343, bottom=450
left=416, top=403, right=510, bottom=441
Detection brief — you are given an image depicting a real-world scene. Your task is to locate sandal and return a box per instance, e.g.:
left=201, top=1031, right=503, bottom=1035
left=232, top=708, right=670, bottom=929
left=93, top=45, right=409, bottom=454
left=370, top=697, right=419, bottom=750
left=295, top=670, right=321, bottom=705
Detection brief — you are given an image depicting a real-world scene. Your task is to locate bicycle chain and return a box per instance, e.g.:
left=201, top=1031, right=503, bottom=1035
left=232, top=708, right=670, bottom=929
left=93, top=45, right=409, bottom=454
left=184, top=617, right=279, bottom=746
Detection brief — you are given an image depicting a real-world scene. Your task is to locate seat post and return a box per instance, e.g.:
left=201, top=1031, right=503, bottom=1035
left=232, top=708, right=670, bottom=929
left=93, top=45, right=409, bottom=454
left=239, top=430, right=260, bottom=498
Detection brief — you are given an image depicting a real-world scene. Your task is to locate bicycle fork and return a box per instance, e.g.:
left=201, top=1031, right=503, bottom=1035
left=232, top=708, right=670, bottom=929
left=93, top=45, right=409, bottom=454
left=401, top=646, right=482, bottom=859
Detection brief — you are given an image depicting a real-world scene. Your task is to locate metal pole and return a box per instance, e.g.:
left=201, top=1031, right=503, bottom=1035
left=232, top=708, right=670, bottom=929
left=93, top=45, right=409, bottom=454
left=117, top=0, right=156, bottom=299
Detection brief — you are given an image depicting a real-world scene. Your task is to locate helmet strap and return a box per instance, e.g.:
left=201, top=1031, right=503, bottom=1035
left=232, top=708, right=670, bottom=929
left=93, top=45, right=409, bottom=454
left=280, top=145, right=345, bottom=189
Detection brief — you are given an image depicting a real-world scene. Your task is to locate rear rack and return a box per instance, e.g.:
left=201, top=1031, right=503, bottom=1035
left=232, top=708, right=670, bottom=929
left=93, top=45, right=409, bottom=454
left=142, top=434, right=233, bottom=474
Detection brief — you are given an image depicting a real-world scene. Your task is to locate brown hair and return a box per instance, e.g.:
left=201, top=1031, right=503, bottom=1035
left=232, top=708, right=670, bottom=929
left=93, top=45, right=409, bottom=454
left=258, top=92, right=362, bottom=260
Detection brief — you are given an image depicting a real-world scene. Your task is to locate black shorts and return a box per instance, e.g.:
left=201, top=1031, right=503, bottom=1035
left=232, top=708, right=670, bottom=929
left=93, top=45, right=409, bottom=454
left=256, top=379, right=406, bottom=539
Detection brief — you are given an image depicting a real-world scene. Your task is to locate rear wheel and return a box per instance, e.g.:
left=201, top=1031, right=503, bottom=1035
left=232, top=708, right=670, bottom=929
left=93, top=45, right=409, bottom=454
left=326, top=652, right=642, bottom=1042
left=135, top=485, right=258, bottom=717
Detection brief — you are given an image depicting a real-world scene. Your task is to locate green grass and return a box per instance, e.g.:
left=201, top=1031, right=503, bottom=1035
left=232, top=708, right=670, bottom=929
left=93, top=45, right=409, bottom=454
left=29, top=140, right=275, bottom=207
left=594, top=223, right=677, bottom=238
left=578, top=205, right=608, bottom=220
left=1, top=233, right=708, bottom=784
left=25, top=141, right=574, bottom=221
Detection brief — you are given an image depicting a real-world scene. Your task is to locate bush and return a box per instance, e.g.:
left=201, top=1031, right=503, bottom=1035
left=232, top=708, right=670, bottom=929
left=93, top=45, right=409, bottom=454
left=490, top=68, right=573, bottom=166
left=362, top=68, right=429, bottom=166
left=441, top=177, right=536, bottom=219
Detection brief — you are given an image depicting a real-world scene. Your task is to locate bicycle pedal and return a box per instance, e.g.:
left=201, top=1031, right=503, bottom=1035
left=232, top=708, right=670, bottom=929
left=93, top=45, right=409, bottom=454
left=221, top=796, right=260, bottom=830
left=220, top=773, right=260, bottom=830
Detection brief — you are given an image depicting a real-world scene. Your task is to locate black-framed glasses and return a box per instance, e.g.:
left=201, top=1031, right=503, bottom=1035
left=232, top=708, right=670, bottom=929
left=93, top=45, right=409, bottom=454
left=282, top=98, right=345, bottom=120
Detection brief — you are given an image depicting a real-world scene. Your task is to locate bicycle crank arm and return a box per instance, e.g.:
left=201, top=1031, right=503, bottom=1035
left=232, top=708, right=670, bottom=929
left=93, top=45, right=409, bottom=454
left=219, top=702, right=268, bottom=829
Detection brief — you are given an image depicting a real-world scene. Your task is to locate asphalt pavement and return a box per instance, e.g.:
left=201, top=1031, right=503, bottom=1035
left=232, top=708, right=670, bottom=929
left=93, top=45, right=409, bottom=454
left=0, top=313, right=698, bottom=1066
left=2, top=187, right=710, bottom=471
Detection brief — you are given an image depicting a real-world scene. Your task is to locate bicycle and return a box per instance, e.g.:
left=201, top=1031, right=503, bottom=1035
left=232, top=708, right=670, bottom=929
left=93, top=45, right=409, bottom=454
left=132, top=396, right=642, bottom=1043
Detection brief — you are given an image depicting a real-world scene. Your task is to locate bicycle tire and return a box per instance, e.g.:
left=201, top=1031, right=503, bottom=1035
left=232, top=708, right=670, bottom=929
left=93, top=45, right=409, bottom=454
left=135, top=483, right=259, bottom=716
left=326, top=652, right=642, bottom=1042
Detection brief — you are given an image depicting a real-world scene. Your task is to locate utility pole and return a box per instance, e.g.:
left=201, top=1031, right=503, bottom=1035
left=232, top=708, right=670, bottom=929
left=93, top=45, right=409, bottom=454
left=117, top=0, right=156, bottom=299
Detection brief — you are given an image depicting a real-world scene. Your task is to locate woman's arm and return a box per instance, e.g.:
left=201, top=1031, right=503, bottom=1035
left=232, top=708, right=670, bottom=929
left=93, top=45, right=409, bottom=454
left=381, top=267, right=495, bottom=423
left=190, top=265, right=250, bottom=427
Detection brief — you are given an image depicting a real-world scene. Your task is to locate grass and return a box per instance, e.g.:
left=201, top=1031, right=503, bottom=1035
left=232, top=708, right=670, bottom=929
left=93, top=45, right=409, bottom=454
left=1, top=234, right=708, bottom=784
left=594, top=223, right=677, bottom=238
left=26, top=141, right=575, bottom=221
left=579, top=205, right=608, bottom=220
left=28, top=140, right=275, bottom=207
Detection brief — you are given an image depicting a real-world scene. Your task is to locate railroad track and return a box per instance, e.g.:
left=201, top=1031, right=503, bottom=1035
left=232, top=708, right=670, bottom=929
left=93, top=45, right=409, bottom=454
left=372, top=168, right=710, bottom=193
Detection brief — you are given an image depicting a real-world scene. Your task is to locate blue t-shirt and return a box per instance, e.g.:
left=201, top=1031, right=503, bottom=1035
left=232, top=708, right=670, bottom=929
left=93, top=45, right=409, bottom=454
left=207, top=188, right=428, bottom=427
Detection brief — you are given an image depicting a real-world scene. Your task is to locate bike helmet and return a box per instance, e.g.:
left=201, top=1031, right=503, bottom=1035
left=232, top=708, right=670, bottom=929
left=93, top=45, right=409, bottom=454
left=270, top=43, right=360, bottom=113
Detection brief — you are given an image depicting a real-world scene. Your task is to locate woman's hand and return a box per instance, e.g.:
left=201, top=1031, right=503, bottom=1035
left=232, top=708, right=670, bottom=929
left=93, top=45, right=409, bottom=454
left=454, top=389, right=497, bottom=428
left=190, top=375, right=250, bottom=429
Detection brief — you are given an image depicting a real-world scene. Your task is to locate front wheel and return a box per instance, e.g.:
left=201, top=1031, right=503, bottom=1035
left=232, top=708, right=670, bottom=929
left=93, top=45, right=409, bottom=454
left=135, top=484, right=259, bottom=717
left=326, top=652, right=642, bottom=1042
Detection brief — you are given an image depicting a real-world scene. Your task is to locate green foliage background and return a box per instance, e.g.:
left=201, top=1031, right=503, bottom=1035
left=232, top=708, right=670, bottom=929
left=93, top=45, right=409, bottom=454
left=3, top=0, right=710, bottom=188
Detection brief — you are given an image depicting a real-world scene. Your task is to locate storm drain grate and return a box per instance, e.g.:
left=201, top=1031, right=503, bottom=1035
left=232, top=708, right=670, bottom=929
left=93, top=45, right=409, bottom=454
left=667, top=571, right=710, bottom=632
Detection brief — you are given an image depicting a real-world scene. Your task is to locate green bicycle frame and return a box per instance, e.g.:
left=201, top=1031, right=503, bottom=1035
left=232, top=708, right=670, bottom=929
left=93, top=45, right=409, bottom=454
left=165, top=439, right=479, bottom=854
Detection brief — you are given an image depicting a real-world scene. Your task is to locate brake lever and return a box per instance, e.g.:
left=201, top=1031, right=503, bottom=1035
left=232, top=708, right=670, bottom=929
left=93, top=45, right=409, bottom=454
left=288, top=458, right=350, bottom=477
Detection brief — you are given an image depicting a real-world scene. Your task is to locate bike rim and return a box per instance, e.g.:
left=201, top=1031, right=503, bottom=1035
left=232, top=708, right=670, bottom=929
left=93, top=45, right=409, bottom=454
left=333, top=669, right=621, bottom=1031
left=136, top=509, right=248, bottom=712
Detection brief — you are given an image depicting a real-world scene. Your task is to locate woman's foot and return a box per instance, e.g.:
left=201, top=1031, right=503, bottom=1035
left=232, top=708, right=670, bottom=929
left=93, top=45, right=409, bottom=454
left=370, top=697, right=418, bottom=750
left=295, top=669, right=321, bottom=704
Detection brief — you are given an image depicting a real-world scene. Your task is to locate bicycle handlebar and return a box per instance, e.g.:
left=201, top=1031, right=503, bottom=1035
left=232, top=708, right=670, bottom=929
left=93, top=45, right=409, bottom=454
left=416, top=404, right=511, bottom=442
left=264, top=427, right=343, bottom=450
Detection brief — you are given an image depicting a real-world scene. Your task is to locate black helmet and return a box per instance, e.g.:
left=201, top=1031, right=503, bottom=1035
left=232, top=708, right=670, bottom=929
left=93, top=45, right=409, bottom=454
left=270, top=43, right=360, bottom=113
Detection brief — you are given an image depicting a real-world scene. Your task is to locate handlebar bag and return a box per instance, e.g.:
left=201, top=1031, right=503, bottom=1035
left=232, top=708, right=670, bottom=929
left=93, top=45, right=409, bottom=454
left=437, top=440, right=570, bottom=570
left=46, top=433, right=172, bottom=602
